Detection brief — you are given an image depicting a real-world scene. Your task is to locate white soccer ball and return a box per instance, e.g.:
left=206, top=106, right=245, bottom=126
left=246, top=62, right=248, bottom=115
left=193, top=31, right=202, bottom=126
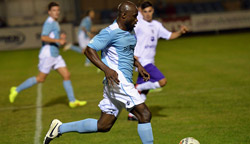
left=179, top=137, right=200, bottom=144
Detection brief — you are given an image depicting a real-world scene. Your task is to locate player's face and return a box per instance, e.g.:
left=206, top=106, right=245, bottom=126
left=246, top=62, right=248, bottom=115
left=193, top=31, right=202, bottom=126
left=48, top=6, right=60, bottom=20
left=89, top=11, right=95, bottom=19
left=142, top=6, right=154, bottom=22
left=125, top=10, right=138, bottom=31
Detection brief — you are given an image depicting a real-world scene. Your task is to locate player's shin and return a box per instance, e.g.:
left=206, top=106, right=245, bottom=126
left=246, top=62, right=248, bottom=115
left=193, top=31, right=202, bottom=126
left=16, top=76, right=37, bottom=92
left=63, top=80, right=76, bottom=102
left=138, top=123, right=154, bottom=144
left=59, top=118, right=98, bottom=134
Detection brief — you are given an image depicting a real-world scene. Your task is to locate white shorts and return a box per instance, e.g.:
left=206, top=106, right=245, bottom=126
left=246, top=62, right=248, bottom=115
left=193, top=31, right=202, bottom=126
left=38, top=55, right=66, bottom=74
left=98, top=71, right=144, bottom=117
left=78, top=32, right=90, bottom=49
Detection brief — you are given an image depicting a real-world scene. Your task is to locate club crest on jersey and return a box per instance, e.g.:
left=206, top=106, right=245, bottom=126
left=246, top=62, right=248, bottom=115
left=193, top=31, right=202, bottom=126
left=124, top=45, right=135, bottom=52
left=89, top=39, right=94, bottom=43
left=127, top=101, right=130, bottom=106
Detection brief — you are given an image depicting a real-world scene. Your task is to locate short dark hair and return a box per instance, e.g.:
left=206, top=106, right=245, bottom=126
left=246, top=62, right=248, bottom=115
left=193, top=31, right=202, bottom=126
left=48, top=2, right=59, bottom=10
left=140, top=1, right=153, bottom=10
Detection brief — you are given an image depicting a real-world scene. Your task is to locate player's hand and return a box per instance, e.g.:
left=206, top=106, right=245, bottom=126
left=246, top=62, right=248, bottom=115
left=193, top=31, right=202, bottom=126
left=87, top=32, right=95, bottom=39
left=180, top=25, right=189, bottom=34
left=58, top=38, right=66, bottom=45
left=59, top=33, right=67, bottom=45
left=104, top=68, right=120, bottom=86
left=60, top=33, right=67, bottom=40
left=138, top=65, right=150, bottom=82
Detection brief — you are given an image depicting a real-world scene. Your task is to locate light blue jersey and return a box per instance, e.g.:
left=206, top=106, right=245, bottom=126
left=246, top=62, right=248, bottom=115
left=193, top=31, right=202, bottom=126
left=40, top=16, right=60, bottom=57
left=88, top=21, right=137, bottom=83
left=78, top=16, right=92, bottom=38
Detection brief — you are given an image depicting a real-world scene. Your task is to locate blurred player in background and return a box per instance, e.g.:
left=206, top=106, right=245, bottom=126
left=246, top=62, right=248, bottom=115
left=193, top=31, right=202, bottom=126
left=43, top=1, right=154, bottom=144
left=63, top=9, right=96, bottom=67
left=9, top=2, right=87, bottom=108
left=128, top=1, right=188, bottom=120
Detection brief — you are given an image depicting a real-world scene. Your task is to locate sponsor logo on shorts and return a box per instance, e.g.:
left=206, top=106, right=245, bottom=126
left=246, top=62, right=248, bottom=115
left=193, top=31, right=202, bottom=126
left=127, top=101, right=130, bottom=106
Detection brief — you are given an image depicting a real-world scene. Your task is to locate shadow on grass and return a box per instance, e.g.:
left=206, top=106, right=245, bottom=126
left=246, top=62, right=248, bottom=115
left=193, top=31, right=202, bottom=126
left=148, top=105, right=167, bottom=117
left=43, top=95, right=68, bottom=107
left=10, top=95, right=68, bottom=112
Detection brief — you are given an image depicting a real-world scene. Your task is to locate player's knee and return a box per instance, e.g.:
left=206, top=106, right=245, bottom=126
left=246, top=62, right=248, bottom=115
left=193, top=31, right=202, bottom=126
left=159, top=78, right=167, bottom=87
left=63, top=72, right=71, bottom=80
left=138, top=109, right=152, bottom=123
left=97, top=123, right=113, bottom=132
left=36, top=77, right=46, bottom=83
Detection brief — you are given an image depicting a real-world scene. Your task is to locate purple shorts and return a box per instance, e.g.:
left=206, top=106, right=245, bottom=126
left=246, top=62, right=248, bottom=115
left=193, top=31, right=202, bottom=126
left=136, top=63, right=165, bottom=84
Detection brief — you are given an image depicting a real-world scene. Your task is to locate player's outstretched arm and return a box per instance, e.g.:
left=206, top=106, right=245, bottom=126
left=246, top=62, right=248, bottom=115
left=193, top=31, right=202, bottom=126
left=84, top=47, right=120, bottom=85
left=41, top=35, right=66, bottom=45
left=169, top=25, right=189, bottom=40
left=134, top=57, right=150, bottom=82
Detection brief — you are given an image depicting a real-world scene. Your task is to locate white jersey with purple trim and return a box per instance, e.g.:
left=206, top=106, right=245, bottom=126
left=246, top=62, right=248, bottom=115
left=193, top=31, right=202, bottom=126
left=137, top=11, right=143, bottom=20
left=134, top=19, right=172, bottom=66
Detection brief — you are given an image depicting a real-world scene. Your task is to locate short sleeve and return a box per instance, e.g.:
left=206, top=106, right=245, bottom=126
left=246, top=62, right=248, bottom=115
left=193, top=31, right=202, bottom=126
left=41, top=22, right=53, bottom=36
left=82, top=19, right=88, bottom=28
left=79, top=19, right=86, bottom=28
left=134, top=23, right=140, bottom=36
left=87, top=28, right=112, bottom=51
left=134, top=24, right=143, bottom=57
left=79, top=18, right=91, bottom=32
left=158, top=23, right=172, bottom=40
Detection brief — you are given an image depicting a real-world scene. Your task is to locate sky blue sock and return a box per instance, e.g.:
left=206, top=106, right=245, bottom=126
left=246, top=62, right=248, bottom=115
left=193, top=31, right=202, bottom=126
left=71, top=45, right=82, bottom=53
left=85, top=57, right=91, bottom=64
left=138, top=123, right=154, bottom=144
left=16, top=76, right=37, bottom=93
left=63, top=80, right=76, bottom=102
left=59, top=118, right=98, bottom=134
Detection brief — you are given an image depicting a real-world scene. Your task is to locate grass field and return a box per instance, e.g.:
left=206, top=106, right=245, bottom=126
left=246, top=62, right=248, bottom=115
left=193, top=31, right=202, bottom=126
left=0, top=32, right=250, bottom=144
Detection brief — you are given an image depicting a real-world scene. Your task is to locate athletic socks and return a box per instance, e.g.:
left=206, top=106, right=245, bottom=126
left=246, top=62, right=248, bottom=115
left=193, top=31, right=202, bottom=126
left=70, top=45, right=82, bottom=53
left=59, top=118, right=98, bottom=134
left=85, top=58, right=91, bottom=65
left=70, top=45, right=91, bottom=66
left=138, top=123, right=154, bottom=144
left=63, top=80, right=76, bottom=102
left=136, top=81, right=160, bottom=91
left=16, top=76, right=37, bottom=92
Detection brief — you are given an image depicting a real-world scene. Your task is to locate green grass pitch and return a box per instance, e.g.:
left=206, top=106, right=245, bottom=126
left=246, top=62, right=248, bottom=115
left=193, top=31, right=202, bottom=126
left=0, top=32, right=250, bottom=144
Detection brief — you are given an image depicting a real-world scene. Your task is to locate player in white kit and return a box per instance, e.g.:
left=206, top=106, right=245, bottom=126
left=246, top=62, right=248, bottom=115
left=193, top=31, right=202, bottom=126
left=128, top=1, right=188, bottom=120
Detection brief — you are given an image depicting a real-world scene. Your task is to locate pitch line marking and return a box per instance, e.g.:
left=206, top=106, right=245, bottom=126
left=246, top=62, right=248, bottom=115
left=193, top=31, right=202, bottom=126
left=34, top=83, right=43, bottom=144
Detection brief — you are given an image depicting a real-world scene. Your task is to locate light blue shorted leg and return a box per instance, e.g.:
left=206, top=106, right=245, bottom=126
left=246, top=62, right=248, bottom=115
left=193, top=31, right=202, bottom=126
left=71, top=45, right=82, bottom=53
left=63, top=80, right=76, bottom=102
left=138, top=123, right=154, bottom=144
left=59, top=118, right=98, bottom=134
left=16, top=76, right=37, bottom=92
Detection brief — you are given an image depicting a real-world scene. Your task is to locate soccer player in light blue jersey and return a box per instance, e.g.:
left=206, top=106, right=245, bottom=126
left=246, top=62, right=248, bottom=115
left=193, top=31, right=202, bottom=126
left=63, top=9, right=96, bottom=66
left=9, top=2, right=87, bottom=108
left=43, top=1, right=154, bottom=144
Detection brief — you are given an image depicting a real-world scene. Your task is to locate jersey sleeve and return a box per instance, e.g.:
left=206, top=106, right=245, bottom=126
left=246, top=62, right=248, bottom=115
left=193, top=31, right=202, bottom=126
left=134, top=24, right=143, bottom=57
left=134, top=23, right=140, bottom=36
left=87, top=28, right=112, bottom=51
left=158, top=23, right=172, bottom=40
left=82, top=19, right=88, bottom=28
left=80, top=18, right=90, bottom=31
left=41, top=22, right=53, bottom=36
